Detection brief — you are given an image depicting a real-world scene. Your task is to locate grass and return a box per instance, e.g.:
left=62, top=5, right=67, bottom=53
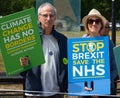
left=1, top=30, right=120, bottom=72
left=0, top=30, right=120, bottom=97
left=0, top=53, right=5, bottom=71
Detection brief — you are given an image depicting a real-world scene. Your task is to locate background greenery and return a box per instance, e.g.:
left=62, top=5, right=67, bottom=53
left=0, top=0, right=120, bottom=71
left=1, top=0, right=120, bottom=22
left=0, top=1, right=120, bottom=96
left=1, top=30, right=120, bottom=72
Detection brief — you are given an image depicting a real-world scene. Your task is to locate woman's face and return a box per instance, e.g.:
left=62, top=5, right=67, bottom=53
left=87, top=16, right=102, bottom=36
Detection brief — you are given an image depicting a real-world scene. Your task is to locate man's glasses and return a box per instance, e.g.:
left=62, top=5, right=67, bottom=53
left=87, top=19, right=101, bottom=24
left=39, top=14, right=55, bottom=19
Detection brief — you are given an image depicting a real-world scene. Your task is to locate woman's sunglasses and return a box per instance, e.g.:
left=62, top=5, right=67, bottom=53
left=87, top=19, right=101, bottom=24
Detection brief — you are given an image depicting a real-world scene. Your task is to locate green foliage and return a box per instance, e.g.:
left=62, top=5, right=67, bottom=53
left=81, top=0, right=120, bottom=22
left=0, top=0, right=120, bottom=22
left=0, top=0, right=36, bottom=16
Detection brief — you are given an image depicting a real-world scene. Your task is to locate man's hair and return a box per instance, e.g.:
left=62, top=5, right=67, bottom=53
left=38, top=2, right=57, bottom=16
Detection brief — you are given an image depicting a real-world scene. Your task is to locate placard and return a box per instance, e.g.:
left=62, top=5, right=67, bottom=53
left=68, top=36, right=110, bottom=96
left=0, top=8, right=45, bottom=76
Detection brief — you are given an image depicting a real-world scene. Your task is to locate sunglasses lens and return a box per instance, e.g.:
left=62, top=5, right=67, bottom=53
left=88, top=20, right=93, bottom=24
left=95, top=19, right=101, bottom=24
left=105, top=27, right=110, bottom=29
left=88, top=19, right=101, bottom=24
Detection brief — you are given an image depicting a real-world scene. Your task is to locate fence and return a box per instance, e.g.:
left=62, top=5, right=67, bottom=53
left=0, top=72, right=26, bottom=98
left=0, top=72, right=120, bottom=98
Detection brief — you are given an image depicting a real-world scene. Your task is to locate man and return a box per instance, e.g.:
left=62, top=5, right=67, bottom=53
left=21, top=2, right=68, bottom=98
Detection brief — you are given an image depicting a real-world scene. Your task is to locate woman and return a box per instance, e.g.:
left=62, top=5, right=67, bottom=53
left=100, top=19, right=110, bottom=36
left=81, top=9, right=118, bottom=98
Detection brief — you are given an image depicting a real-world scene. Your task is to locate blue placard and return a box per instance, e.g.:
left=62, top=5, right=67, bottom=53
left=68, top=36, right=110, bottom=96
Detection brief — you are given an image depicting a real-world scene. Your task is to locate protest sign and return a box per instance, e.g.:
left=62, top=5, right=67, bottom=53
left=68, top=36, right=110, bottom=96
left=0, top=8, right=45, bottom=76
left=113, top=45, right=120, bottom=76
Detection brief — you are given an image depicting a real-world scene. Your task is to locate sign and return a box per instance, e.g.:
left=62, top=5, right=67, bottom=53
left=68, top=36, right=110, bottom=96
left=113, top=45, right=120, bottom=76
left=0, top=8, right=45, bottom=76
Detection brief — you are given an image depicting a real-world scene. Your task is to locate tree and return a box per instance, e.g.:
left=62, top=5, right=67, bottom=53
left=81, top=0, right=120, bottom=23
left=0, top=0, right=120, bottom=22
left=0, top=0, right=36, bottom=16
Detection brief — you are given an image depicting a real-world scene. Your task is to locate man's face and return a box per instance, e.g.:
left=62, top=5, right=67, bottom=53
left=38, top=6, right=56, bottom=30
